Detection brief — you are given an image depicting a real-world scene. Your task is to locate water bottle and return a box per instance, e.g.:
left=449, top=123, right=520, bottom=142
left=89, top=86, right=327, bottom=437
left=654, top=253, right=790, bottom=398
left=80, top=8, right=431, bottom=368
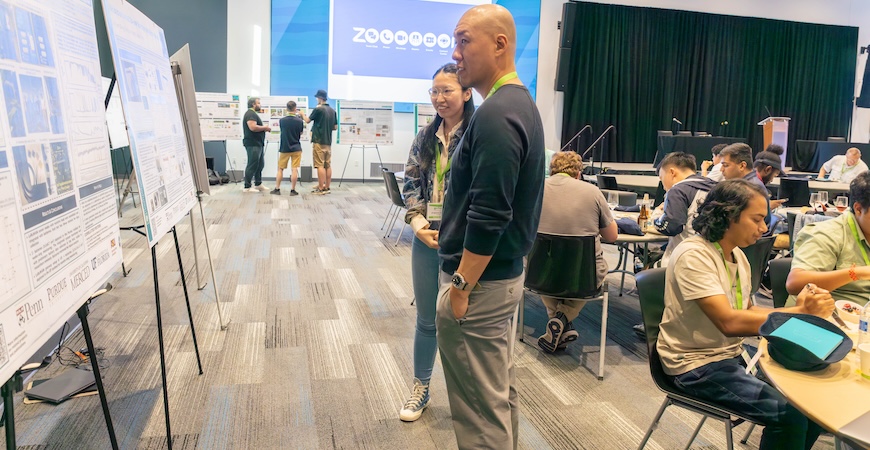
left=860, top=301, right=870, bottom=378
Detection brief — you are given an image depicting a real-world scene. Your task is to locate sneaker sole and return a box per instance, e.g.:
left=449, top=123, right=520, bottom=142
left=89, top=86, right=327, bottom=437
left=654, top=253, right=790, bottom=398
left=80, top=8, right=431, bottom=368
left=556, top=332, right=578, bottom=351
left=399, top=401, right=429, bottom=422
left=537, top=319, right=563, bottom=353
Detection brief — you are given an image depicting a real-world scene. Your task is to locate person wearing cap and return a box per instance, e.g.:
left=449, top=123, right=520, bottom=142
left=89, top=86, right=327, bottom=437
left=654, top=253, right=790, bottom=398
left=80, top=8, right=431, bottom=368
left=658, top=179, right=832, bottom=450
left=786, top=171, right=870, bottom=307
left=701, top=143, right=727, bottom=182
left=754, top=144, right=786, bottom=210
left=818, top=147, right=868, bottom=184
left=242, top=97, right=272, bottom=192
left=302, top=90, right=337, bottom=194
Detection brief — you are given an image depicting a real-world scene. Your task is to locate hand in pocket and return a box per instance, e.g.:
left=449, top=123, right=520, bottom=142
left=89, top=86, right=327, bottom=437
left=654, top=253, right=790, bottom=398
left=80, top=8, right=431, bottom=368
left=449, top=287, right=470, bottom=319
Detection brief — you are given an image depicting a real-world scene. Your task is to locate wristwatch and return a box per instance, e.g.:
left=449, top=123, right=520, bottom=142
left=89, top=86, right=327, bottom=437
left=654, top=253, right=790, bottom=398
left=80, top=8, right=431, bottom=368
left=451, top=272, right=474, bottom=291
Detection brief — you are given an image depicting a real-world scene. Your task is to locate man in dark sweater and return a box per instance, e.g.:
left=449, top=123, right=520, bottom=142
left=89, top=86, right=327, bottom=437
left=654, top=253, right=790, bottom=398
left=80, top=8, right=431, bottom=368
left=271, top=100, right=304, bottom=196
left=654, top=152, right=717, bottom=258
left=435, top=4, right=544, bottom=449
left=242, top=97, right=271, bottom=192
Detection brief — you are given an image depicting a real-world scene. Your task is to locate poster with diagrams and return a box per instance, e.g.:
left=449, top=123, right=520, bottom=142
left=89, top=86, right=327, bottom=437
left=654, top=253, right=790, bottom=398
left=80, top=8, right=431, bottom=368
left=0, top=0, right=122, bottom=385
left=415, top=103, right=436, bottom=134
left=102, top=0, right=196, bottom=248
left=195, top=92, right=241, bottom=141
left=337, top=100, right=393, bottom=145
left=250, top=95, right=309, bottom=142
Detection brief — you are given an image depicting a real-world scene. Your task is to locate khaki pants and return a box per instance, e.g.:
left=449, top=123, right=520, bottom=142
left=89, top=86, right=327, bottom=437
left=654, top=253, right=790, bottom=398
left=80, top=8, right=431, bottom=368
left=436, top=272, right=522, bottom=450
left=540, top=296, right=587, bottom=322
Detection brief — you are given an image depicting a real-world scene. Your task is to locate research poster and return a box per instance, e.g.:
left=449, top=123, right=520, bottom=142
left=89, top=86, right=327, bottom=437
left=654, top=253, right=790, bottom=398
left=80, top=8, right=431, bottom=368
left=250, top=95, right=309, bottom=142
left=0, top=0, right=122, bottom=385
left=103, top=0, right=197, bottom=248
left=415, top=103, right=436, bottom=134
left=336, top=100, right=394, bottom=145
left=196, top=92, right=241, bottom=141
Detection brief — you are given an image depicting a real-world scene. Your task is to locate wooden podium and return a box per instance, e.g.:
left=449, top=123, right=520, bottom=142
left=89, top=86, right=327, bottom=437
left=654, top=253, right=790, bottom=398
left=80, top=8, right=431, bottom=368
left=758, top=117, right=790, bottom=165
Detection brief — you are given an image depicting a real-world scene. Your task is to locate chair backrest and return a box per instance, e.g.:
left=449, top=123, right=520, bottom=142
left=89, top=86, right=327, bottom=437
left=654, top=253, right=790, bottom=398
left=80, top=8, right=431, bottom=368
left=525, top=234, right=600, bottom=298
left=653, top=181, right=666, bottom=207
left=676, top=131, right=693, bottom=136
left=657, top=130, right=673, bottom=137
left=769, top=257, right=792, bottom=308
left=778, top=178, right=810, bottom=207
left=597, top=174, right=619, bottom=190
left=599, top=188, right=637, bottom=206
left=786, top=212, right=797, bottom=251
left=635, top=268, right=678, bottom=392
left=828, top=136, right=846, bottom=142
left=382, top=170, right=406, bottom=208
left=740, top=236, right=776, bottom=294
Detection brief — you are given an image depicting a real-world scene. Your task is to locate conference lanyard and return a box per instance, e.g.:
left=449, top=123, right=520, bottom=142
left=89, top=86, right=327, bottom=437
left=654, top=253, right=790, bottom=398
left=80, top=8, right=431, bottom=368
left=713, top=242, right=744, bottom=310
left=487, top=72, right=518, bottom=99
left=841, top=162, right=858, bottom=175
left=847, top=213, right=870, bottom=266
left=435, top=142, right=451, bottom=191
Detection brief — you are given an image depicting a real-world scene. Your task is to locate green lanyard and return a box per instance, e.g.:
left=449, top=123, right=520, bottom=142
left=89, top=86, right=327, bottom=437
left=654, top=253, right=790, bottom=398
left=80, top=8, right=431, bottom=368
left=435, top=142, right=451, bottom=188
left=713, top=242, right=744, bottom=310
left=841, top=162, right=858, bottom=175
left=847, top=213, right=870, bottom=265
left=486, top=71, right=518, bottom=99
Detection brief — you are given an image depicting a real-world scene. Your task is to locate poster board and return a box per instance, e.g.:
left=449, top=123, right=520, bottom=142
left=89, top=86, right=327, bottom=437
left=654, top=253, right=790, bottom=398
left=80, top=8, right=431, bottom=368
left=336, top=100, right=394, bottom=145
left=415, top=103, right=436, bottom=134
left=0, top=0, right=122, bottom=384
left=250, top=95, right=309, bottom=142
left=170, top=44, right=209, bottom=195
left=101, top=76, right=128, bottom=148
left=102, top=0, right=197, bottom=247
left=196, top=92, right=241, bottom=141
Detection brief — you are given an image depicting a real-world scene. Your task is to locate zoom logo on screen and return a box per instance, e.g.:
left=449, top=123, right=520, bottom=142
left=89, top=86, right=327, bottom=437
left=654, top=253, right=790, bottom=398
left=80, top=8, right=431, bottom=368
left=352, top=27, right=453, bottom=48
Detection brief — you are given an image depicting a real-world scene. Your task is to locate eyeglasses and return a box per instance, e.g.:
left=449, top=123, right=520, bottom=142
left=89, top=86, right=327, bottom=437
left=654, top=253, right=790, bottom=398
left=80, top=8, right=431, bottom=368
left=428, top=88, right=457, bottom=98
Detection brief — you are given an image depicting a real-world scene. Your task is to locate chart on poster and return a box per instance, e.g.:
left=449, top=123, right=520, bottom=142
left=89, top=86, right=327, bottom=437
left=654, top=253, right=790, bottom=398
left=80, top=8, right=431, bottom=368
left=337, top=100, right=394, bottom=145
left=102, top=0, right=196, bottom=247
left=0, top=0, right=122, bottom=384
left=251, top=95, right=309, bottom=142
left=415, top=104, right=436, bottom=134
left=196, top=92, right=241, bottom=141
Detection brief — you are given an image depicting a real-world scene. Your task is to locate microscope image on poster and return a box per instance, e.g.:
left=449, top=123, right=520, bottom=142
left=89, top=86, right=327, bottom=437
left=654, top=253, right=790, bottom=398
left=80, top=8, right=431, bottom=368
left=19, top=73, right=49, bottom=133
left=14, top=6, right=53, bottom=67
left=12, top=143, right=49, bottom=205
left=44, top=76, right=63, bottom=134
left=0, top=1, right=19, bottom=62
left=1, top=69, right=24, bottom=137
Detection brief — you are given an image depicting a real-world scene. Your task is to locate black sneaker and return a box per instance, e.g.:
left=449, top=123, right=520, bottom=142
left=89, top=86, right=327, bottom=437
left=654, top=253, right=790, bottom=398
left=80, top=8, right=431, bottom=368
left=538, top=311, right=568, bottom=353
left=270, top=188, right=280, bottom=195
left=557, top=321, right=578, bottom=351
left=289, top=190, right=299, bottom=196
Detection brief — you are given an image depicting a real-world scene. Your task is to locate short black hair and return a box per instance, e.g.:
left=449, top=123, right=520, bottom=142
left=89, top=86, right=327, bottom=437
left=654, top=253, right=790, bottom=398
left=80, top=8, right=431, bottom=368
left=720, top=143, right=753, bottom=168
left=850, top=171, right=870, bottom=210
left=764, top=144, right=784, bottom=156
left=659, top=152, right=697, bottom=172
left=247, top=97, right=259, bottom=108
left=286, top=100, right=297, bottom=111
left=711, top=143, right=727, bottom=156
left=692, top=179, right=769, bottom=242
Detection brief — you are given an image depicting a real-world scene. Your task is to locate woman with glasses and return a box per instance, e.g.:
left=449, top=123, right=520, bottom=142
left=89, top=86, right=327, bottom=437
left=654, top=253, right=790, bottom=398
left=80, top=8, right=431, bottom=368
left=399, top=63, right=474, bottom=422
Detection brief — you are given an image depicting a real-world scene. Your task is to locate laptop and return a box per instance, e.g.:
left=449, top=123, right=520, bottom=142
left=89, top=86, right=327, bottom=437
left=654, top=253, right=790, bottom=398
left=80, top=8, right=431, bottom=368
left=25, top=368, right=96, bottom=404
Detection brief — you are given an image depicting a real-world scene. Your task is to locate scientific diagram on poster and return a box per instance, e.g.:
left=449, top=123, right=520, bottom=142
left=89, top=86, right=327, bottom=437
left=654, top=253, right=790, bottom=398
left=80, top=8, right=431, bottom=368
left=0, top=0, right=122, bottom=385
left=249, top=95, right=308, bottom=142
left=196, top=92, right=241, bottom=141
left=415, top=103, right=436, bottom=134
left=336, top=100, right=393, bottom=145
left=102, top=0, right=197, bottom=247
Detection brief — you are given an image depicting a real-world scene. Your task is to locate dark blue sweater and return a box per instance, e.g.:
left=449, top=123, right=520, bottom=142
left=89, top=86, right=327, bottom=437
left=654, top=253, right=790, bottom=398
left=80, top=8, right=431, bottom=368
left=438, top=84, right=545, bottom=280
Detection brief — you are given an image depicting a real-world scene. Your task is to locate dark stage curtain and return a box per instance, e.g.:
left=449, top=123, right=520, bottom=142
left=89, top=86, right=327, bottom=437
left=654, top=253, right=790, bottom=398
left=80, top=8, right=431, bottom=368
left=561, top=2, right=858, bottom=164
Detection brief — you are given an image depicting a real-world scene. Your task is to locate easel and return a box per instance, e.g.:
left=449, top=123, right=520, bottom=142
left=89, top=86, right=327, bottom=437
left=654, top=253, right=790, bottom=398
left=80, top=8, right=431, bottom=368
left=338, top=144, right=383, bottom=186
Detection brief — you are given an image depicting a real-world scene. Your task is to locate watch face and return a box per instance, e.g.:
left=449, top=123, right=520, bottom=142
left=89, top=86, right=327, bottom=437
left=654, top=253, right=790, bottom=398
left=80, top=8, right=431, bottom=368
left=451, top=274, right=461, bottom=286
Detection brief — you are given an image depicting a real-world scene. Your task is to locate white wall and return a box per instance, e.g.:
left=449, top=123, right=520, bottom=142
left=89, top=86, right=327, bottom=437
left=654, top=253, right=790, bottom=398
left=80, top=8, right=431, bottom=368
left=227, top=0, right=870, bottom=180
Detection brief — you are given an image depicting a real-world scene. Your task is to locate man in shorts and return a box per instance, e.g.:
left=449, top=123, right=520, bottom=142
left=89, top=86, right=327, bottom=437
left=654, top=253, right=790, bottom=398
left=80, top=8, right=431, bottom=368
left=303, top=89, right=337, bottom=194
left=271, top=101, right=304, bottom=196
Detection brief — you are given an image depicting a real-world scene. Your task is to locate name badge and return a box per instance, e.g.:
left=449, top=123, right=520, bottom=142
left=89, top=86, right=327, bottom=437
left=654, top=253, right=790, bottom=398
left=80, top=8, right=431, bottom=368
left=427, top=203, right=443, bottom=221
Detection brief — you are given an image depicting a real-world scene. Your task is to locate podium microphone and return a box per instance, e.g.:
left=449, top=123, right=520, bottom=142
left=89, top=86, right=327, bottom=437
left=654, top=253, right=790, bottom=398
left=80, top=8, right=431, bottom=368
left=672, top=117, right=682, bottom=125
left=764, top=105, right=773, bottom=118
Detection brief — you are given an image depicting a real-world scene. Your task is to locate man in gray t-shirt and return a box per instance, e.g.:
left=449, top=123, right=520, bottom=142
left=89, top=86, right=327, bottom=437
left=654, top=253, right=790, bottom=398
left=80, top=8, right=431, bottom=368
left=535, top=152, right=617, bottom=353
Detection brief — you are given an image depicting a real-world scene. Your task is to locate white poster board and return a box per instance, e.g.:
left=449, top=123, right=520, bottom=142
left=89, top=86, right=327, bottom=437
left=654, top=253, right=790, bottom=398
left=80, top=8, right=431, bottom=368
left=337, top=100, right=394, bottom=145
left=102, top=0, right=197, bottom=248
left=101, top=76, right=128, bottom=148
left=196, top=92, right=241, bottom=141
left=251, top=96, right=309, bottom=142
left=0, top=0, right=122, bottom=384
left=170, top=44, right=209, bottom=195
left=415, top=103, right=436, bottom=134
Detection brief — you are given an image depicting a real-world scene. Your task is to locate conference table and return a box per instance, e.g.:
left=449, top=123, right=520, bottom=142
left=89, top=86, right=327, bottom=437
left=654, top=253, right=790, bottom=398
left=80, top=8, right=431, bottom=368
left=759, top=340, right=870, bottom=448
left=654, top=136, right=746, bottom=168
left=587, top=174, right=850, bottom=195
left=792, top=140, right=870, bottom=172
left=608, top=211, right=669, bottom=295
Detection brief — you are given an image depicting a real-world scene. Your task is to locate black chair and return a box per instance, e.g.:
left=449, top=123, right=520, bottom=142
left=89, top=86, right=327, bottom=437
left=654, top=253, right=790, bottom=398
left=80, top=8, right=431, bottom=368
left=636, top=268, right=760, bottom=450
left=786, top=212, right=797, bottom=252
left=827, top=136, right=846, bottom=142
left=768, top=257, right=792, bottom=308
left=519, top=233, right=609, bottom=379
left=381, top=170, right=407, bottom=245
left=777, top=178, right=810, bottom=207
left=740, top=236, right=776, bottom=295
left=596, top=174, right=619, bottom=190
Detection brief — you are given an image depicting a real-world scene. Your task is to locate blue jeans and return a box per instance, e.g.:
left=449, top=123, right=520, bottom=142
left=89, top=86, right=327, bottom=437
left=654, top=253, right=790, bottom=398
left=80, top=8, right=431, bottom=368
left=411, top=237, right=439, bottom=383
left=244, top=145, right=265, bottom=188
left=673, top=357, right=823, bottom=450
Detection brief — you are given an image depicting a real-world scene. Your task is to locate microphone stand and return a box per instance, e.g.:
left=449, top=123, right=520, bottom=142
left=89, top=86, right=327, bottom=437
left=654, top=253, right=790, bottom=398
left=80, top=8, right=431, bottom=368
left=583, top=125, right=616, bottom=172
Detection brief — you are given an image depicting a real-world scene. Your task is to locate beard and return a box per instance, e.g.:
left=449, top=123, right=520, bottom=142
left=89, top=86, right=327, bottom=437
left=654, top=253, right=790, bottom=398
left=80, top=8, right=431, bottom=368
left=254, top=106, right=261, bottom=112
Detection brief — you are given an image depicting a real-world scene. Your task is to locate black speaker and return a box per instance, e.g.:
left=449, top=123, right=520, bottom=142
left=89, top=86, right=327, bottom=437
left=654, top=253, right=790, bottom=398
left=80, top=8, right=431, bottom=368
left=559, top=2, right=577, bottom=48
left=555, top=47, right=571, bottom=91
left=858, top=58, right=870, bottom=108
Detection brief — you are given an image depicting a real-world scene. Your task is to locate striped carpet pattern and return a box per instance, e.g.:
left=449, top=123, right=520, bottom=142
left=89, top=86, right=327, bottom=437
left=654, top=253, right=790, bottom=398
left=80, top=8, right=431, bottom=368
left=4, top=181, right=835, bottom=449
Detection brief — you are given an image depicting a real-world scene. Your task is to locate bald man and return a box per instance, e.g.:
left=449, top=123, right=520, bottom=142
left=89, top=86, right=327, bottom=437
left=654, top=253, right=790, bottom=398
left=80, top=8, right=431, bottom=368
left=434, top=5, right=544, bottom=449
left=818, top=147, right=869, bottom=184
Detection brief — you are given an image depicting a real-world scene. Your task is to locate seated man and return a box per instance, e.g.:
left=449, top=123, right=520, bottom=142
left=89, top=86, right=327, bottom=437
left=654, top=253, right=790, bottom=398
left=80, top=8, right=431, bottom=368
left=720, top=143, right=777, bottom=226
left=785, top=171, right=870, bottom=307
left=654, top=152, right=716, bottom=259
left=658, top=179, right=832, bottom=450
left=818, top=147, right=868, bottom=184
left=701, top=143, right=727, bottom=182
left=536, top=151, right=618, bottom=353
left=754, top=144, right=786, bottom=211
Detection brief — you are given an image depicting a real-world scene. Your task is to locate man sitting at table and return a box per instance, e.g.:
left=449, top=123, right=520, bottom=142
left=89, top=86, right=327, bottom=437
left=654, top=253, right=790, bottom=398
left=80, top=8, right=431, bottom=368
left=658, top=179, right=831, bottom=450
left=818, top=147, right=868, bottom=184
left=701, top=143, right=726, bottom=182
left=536, top=151, right=618, bottom=353
left=720, top=143, right=783, bottom=227
left=785, top=171, right=870, bottom=307
left=654, top=152, right=716, bottom=259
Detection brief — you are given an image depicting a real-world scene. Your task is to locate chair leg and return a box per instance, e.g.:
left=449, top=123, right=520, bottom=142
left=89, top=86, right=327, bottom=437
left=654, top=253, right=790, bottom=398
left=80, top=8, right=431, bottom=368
left=385, top=206, right=400, bottom=238
left=739, top=423, right=756, bottom=445
left=381, top=204, right=395, bottom=230
left=637, top=398, right=669, bottom=450
left=619, top=244, right=629, bottom=296
left=725, top=418, right=734, bottom=450
left=597, top=290, right=608, bottom=380
left=682, top=416, right=707, bottom=450
left=394, top=219, right=406, bottom=246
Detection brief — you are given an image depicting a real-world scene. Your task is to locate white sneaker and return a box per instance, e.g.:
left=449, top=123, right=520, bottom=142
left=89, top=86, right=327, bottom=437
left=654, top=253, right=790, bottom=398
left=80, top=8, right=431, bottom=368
left=242, top=187, right=258, bottom=193
left=255, top=185, right=269, bottom=192
left=399, top=378, right=430, bottom=422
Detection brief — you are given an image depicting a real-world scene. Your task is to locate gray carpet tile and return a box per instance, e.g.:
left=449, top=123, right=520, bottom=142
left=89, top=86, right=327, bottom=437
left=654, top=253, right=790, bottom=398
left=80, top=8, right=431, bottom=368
left=2, top=182, right=836, bottom=449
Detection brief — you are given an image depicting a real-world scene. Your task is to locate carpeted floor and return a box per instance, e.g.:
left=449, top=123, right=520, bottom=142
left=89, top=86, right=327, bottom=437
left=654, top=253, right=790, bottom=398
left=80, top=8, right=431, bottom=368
left=2, top=181, right=835, bottom=449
